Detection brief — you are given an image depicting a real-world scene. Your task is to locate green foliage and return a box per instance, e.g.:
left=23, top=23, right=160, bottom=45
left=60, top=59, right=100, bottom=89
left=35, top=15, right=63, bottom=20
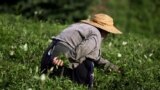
left=0, top=0, right=159, bottom=89
left=0, top=14, right=160, bottom=90
left=0, top=14, right=86, bottom=90
left=58, top=54, right=70, bottom=68
left=1, top=0, right=159, bottom=37
left=0, top=0, right=94, bottom=23
left=106, top=0, right=160, bottom=38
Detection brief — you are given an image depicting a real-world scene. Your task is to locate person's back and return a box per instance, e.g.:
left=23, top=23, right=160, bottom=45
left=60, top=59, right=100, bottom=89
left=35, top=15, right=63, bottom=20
left=54, top=23, right=102, bottom=66
left=55, top=23, right=101, bottom=50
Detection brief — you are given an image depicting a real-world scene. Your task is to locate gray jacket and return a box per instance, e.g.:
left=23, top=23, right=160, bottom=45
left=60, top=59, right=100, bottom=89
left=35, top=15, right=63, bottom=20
left=53, top=23, right=110, bottom=68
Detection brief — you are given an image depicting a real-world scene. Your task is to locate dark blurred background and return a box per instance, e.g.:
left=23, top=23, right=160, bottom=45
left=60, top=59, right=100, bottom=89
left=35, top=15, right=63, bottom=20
left=0, top=0, right=159, bottom=37
left=0, top=0, right=95, bottom=23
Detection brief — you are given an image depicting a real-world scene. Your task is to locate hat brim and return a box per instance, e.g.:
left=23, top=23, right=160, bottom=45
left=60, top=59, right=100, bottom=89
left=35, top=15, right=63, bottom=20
left=81, top=20, right=122, bottom=34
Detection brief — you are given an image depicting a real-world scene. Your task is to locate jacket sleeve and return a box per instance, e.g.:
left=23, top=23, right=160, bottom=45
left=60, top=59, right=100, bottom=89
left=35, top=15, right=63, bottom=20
left=90, top=49, right=111, bottom=69
left=96, top=57, right=111, bottom=66
left=75, top=34, right=97, bottom=62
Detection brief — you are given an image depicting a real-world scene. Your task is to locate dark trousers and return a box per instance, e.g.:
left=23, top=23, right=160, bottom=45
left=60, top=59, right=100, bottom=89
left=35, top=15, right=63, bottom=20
left=40, top=40, right=94, bottom=88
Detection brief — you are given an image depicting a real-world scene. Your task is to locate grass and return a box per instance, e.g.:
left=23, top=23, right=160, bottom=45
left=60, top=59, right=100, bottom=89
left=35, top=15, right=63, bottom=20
left=0, top=14, right=160, bottom=90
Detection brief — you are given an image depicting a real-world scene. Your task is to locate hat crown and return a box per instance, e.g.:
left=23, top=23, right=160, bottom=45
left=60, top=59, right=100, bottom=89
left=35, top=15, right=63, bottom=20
left=81, top=13, right=122, bottom=34
left=91, top=14, right=113, bottom=26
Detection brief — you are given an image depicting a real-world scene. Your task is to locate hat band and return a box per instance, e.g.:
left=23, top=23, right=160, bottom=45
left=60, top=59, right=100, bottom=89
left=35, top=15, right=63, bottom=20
left=91, top=18, right=113, bottom=26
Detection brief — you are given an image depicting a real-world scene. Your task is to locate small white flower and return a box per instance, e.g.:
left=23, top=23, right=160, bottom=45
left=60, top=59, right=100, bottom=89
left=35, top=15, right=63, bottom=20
left=117, top=53, right=122, bottom=57
left=35, top=66, right=39, bottom=73
left=34, top=11, right=38, bottom=15
left=149, top=53, right=153, bottom=57
left=23, top=43, right=28, bottom=51
left=20, top=43, right=28, bottom=51
left=40, top=74, right=46, bottom=81
left=27, top=88, right=32, bottom=90
left=108, top=42, right=112, bottom=47
left=144, top=55, right=147, bottom=59
left=138, top=43, right=142, bottom=47
left=47, top=39, right=52, bottom=43
left=49, top=67, right=54, bottom=72
left=122, top=41, right=127, bottom=45
left=10, top=50, right=15, bottom=56
left=138, top=59, right=142, bottom=64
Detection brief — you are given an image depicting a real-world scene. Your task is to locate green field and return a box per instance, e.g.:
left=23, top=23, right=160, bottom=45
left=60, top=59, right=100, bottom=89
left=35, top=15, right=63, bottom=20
left=0, top=14, right=160, bottom=90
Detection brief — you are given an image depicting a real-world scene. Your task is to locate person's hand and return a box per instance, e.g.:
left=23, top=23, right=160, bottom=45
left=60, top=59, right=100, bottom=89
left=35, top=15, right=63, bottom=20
left=107, top=64, right=123, bottom=74
left=52, top=57, right=64, bottom=66
left=108, top=67, right=122, bottom=74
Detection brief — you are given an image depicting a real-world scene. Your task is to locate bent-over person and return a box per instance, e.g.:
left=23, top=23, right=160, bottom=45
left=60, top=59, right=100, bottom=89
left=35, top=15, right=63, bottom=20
left=40, top=13, right=122, bottom=89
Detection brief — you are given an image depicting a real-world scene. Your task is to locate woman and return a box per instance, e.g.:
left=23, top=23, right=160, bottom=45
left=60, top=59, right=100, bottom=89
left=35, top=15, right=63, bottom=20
left=40, top=13, right=122, bottom=89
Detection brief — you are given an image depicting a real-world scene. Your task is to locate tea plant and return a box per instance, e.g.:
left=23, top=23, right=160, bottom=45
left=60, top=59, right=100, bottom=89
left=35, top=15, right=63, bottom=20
left=0, top=14, right=160, bottom=90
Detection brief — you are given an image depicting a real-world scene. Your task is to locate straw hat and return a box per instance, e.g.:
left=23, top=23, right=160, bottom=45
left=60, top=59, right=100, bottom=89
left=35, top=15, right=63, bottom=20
left=81, top=13, right=122, bottom=34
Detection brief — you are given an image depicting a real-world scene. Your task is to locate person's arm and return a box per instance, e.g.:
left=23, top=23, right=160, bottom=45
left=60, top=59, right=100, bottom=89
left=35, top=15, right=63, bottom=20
left=95, top=57, right=111, bottom=67
left=95, top=56, right=121, bottom=73
left=75, top=35, right=97, bottom=61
